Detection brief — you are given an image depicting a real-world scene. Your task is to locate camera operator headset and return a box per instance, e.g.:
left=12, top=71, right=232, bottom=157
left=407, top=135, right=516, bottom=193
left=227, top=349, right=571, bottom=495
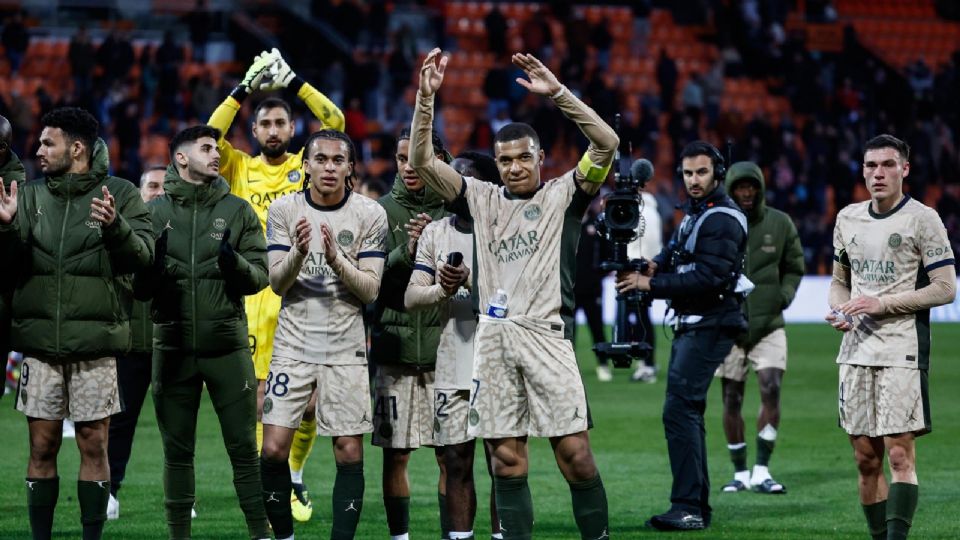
left=615, top=140, right=750, bottom=530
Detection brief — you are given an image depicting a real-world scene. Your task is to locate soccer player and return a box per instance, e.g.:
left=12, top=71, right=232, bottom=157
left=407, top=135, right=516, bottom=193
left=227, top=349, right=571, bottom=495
left=134, top=125, right=270, bottom=540
left=209, top=48, right=345, bottom=521
left=405, top=151, right=502, bottom=540
left=827, top=134, right=956, bottom=540
left=369, top=128, right=451, bottom=540
left=259, top=129, right=387, bottom=540
left=0, top=114, right=25, bottom=367
left=410, top=48, right=616, bottom=539
left=106, top=165, right=168, bottom=521
left=717, top=162, right=804, bottom=495
left=2, top=107, right=153, bottom=540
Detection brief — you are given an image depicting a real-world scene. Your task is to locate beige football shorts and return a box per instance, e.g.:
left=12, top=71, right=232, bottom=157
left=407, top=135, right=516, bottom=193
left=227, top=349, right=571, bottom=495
left=372, top=364, right=437, bottom=449
left=716, top=328, right=788, bottom=381
left=468, top=317, right=588, bottom=439
left=261, top=356, right=373, bottom=437
left=16, top=356, right=121, bottom=422
left=839, top=364, right=930, bottom=437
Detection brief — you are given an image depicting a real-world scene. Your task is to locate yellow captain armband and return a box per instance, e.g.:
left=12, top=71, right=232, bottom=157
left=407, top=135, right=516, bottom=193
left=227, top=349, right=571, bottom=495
left=577, top=152, right=611, bottom=183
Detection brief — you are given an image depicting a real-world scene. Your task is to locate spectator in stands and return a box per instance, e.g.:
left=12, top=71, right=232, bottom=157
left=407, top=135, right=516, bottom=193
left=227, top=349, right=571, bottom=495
left=681, top=73, right=706, bottom=125
left=156, top=31, right=185, bottom=119
left=657, top=49, right=678, bottom=111
left=69, top=26, right=96, bottom=98
left=484, top=6, right=507, bottom=57
left=590, top=18, right=613, bottom=70
left=1, top=11, right=28, bottom=75
left=184, top=0, right=212, bottom=61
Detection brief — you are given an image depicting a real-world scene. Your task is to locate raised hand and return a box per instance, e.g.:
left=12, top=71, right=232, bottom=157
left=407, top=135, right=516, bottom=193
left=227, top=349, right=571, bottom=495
left=405, top=213, right=433, bottom=258
left=419, top=48, right=449, bottom=97
left=512, top=53, right=562, bottom=97
left=0, top=178, right=18, bottom=225
left=295, top=217, right=312, bottom=256
left=260, top=48, right=296, bottom=91
left=90, top=185, right=117, bottom=226
left=241, top=49, right=280, bottom=91
left=320, top=223, right=338, bottom=264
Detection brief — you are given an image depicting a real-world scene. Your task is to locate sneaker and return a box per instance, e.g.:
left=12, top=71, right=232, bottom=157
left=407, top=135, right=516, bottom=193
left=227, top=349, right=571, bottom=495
left=107, top=494, right=119, bottom=520
left=191, top=504, right=198, bottom=519
left=721, top=479, right=748, bottom=493
left=645, top=509, right=705, bottom=531
left=630, top=364, right=657, bottom=383
left=291, top=482, right=313, bottom=522
left=752, top=477, right=786, bottom=494
left=596, top=364, right=613, bottom=382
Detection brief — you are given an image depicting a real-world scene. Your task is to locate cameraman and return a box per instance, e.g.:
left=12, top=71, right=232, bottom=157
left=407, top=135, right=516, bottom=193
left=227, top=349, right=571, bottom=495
left=616, top=141, right=747, bottom=531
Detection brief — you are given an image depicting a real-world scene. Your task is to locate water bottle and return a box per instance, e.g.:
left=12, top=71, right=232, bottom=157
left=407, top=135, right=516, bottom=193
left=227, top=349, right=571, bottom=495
left=486, top=289, right=508, bottom=318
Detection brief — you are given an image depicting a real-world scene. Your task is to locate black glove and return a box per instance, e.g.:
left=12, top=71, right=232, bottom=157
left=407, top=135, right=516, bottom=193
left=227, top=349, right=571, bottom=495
left=218, top=228, right=238, bottom=272
left=153, top=229, right=168, bottom=273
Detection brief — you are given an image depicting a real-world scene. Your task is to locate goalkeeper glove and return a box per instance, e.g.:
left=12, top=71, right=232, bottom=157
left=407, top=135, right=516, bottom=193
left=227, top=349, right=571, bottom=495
left=259, top=48, right=297, bottom=91
left=240, top=49, right=280, bottom=91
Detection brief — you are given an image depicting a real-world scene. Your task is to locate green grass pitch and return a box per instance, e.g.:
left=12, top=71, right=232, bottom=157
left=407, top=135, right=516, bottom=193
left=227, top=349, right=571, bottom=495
left=1, top=323, right=958, bottom=539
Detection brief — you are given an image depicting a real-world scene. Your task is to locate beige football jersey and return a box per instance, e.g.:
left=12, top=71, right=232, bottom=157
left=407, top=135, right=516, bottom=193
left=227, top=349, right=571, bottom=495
left=267, top=190, right=387, bottom=364
left=464, top=172, right=582, bottom=326
left=833, top=196, right=954, bottom=369
left=412, top=216, right=476, bottom=390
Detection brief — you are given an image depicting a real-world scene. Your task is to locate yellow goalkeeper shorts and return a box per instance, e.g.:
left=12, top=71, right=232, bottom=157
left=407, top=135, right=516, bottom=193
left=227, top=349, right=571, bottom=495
left=245, top=286, right=282, bottom=380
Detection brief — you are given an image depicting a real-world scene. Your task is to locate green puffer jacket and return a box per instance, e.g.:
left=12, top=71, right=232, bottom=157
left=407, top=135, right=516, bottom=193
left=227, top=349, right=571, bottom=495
left=725, top=162, right=805, bottom=349
left=370, top=176, right=449, bottom=367
left=0, top=150, right=27, bottom=354
left=0, top=140, right=153, bottom=360
left=135, top=167, right=267, bottom=355
left=128, top=299, right=152, bottom=355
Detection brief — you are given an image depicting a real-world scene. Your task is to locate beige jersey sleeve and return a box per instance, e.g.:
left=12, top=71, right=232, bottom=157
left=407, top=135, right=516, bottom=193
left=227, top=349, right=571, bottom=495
left=267, top=201, right=306, bottom=296
left=829, top=215, right=852, bottom=308
left=409, top=91, right=467, bottom=202
left=551, top=86, right=619, bottom=195
left=328, top=204, right=387, bottom=304
left=405, top=221, right=449, bottom=310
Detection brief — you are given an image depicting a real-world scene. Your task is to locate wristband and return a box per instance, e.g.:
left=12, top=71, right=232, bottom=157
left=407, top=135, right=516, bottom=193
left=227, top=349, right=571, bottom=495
left=229, top=85, right=249, bottom=102
left=577, top=152, right=611, bottom=183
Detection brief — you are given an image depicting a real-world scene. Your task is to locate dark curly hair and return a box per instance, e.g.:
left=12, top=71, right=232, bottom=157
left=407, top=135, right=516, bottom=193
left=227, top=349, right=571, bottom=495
left=40, top=107, right=99, bottom=160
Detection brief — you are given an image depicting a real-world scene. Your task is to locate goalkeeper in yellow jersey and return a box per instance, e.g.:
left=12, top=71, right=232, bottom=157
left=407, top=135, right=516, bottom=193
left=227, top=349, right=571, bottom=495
left=208, top=48, right=345, bottom=523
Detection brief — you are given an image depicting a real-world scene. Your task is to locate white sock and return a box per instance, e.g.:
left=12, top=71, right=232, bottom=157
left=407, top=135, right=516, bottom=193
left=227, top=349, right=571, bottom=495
left=276, top=535, right=294, bottom=540
left=450, top=532, right=474, bottom=539
left=390, top=535, right=409, bottom=540
left=290, top=468, right=303, bottom=485
left=751, top=464, right=770, bottom=484
left=491, top=534, right=504, bottom=540
left=735, top=470, right=751, bottom=485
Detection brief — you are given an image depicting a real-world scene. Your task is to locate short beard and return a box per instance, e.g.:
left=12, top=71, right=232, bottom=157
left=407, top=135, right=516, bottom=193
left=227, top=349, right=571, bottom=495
left=261, top=141, right=289, bottom=159
left=187, top=163, right=218, bottom=183
left=42, top=155, right=72, bottom=177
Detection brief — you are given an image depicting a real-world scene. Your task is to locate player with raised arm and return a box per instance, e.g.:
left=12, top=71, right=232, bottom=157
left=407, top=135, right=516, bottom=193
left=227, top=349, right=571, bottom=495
left=405, top=151, right=502, bottom=540
left=259, top=129, right=387, bottom=540
left=410, top=48, right=617, bottom=539
left=209, top=48, right=346, bottom=521
left=826, top=134, right=956, bottom=540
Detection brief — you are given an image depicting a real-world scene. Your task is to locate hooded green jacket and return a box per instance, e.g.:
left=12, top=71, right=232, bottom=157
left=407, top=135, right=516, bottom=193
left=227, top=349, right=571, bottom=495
left=0, top=150, right=26, bottom=353
left=725, top=162, right=805, bottom=349
left=370, top=176, right=449, bottom=367
left=0, top=140, right=153, bottom=360
left=135, top=167, right=267, bottom=355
